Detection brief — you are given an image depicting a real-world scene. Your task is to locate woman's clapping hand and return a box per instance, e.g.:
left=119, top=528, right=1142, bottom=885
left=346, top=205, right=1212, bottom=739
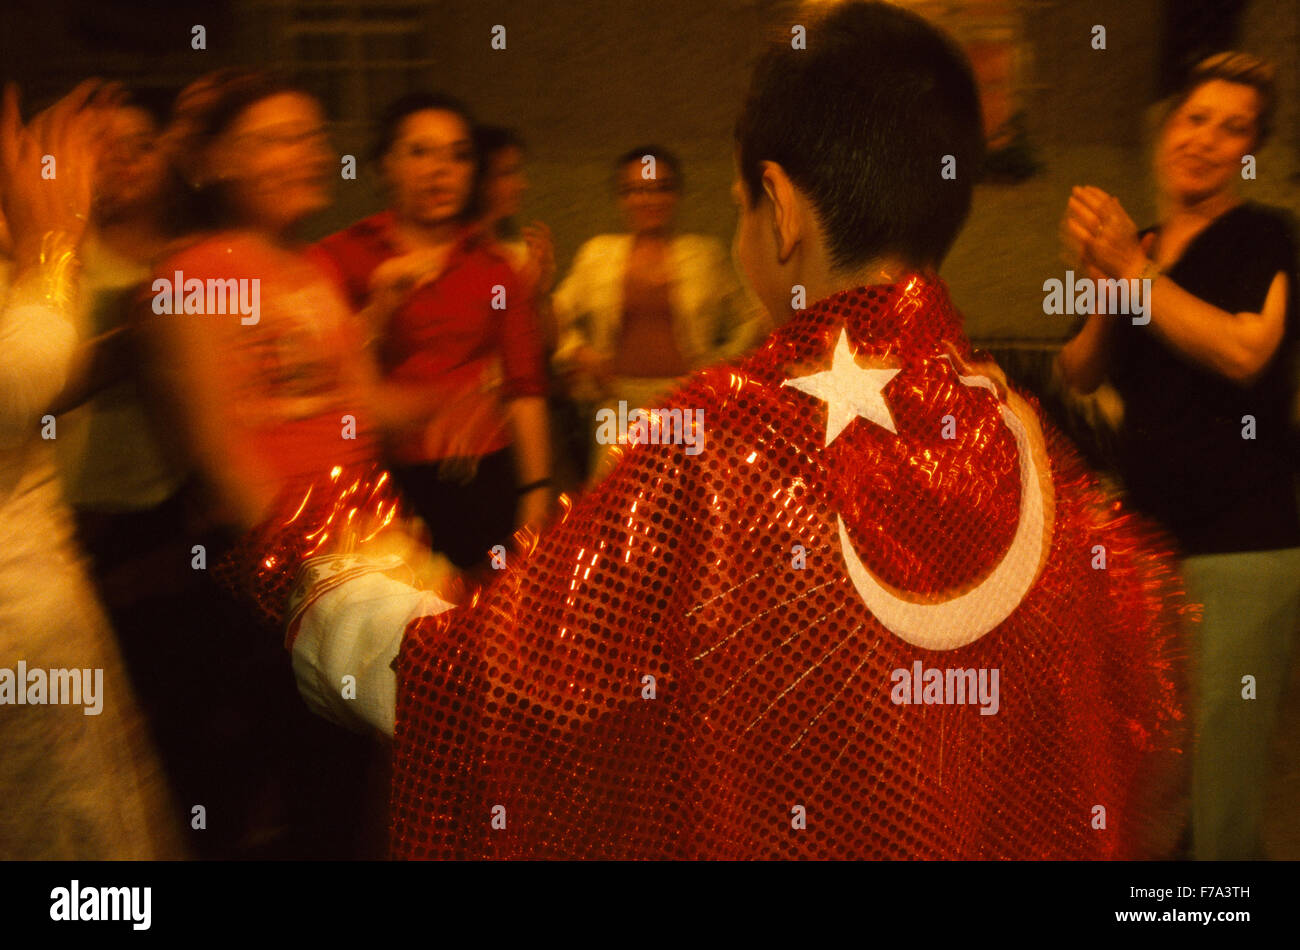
left=1061, top=185, right=1148, bottom=282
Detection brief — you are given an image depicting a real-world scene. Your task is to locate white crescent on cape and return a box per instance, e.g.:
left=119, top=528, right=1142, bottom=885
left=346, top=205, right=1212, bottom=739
left=783, top=331, right=1053, bottom=651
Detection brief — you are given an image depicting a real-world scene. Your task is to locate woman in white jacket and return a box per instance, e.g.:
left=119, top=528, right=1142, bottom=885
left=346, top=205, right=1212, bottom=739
left=552, top=146, right=766, bottom=479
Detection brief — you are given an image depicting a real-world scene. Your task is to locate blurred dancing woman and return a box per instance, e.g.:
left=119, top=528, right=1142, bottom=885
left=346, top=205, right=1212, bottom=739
left=58, top=94, right=186, bottom=527
left=1057, top=52, right=1300, bottom=859
left=313, top=94, right=552, bottom=575
left=145, top=71, right=379, bottom=532
left=54, top=91, right=274, bottom=859
left=552, top=146, right=765, bottom=480
left=139, top=70, right=417, bottom=857
left=0, top=81, right=179, bottom=859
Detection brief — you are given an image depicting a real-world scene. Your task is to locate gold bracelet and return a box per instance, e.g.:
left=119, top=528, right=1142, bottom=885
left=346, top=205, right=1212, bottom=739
left=34, top=230, right=81, bottom=310
left=6, top=231, right=81, bottom=313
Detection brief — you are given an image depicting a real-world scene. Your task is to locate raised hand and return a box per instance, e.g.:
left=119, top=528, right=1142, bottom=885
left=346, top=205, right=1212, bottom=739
left=366, top=245, right=453, bottom=329
left=0, top=80, right=116, bottom=263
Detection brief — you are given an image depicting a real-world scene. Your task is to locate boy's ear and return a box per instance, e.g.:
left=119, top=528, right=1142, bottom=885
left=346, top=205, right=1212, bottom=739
left=759, top=161, right=801, bottom=264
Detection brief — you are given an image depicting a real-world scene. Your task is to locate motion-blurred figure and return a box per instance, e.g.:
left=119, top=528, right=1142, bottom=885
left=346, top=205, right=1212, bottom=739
left=0, top=80, right=180, bottom=859
left=476, top=126, right=555, bottom=321
left=57, top=94, right=183, bottom=522
left=51, top=91, right=248, bottom=860
left=138, top=70, right=391, bottom=858
left=475, top=124, right=590, bottom=492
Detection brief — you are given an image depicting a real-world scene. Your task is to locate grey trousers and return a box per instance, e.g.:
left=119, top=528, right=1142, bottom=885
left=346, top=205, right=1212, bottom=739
left=1183, top=546, right=1300, bottom=860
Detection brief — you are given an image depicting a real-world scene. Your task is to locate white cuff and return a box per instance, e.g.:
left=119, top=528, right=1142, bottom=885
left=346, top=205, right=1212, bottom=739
left=290, top=571, right=455, bottom=736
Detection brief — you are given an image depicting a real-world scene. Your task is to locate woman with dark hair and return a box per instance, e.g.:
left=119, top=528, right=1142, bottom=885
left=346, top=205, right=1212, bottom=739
left=58, top=92, right=186, bottom=520
left=1057, top=51, right=1300, bottom=860
left=475, top=127, right=526, bottom=252
left=138, top=70, right=401, bottom=857
left=144, top=70, right=379, bottom=530
left=473, top=124, right=597, bottom=490
left=552, top=144, right=764, bottom=481
left=313, top=93, right=552, bottom=578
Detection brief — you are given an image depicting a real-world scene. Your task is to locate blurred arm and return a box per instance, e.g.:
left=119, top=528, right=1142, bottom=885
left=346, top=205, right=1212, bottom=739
left=0, top=299, right=77, bottom=448
left=500, top=273, right=553, bottom=523
left=1055, top=310, right=1117, bottom=395
left=46, top=326, right=132, bottom=416
left=139, top=299, right=274, bottom=531
left=550, top=240, right=594, bottom=371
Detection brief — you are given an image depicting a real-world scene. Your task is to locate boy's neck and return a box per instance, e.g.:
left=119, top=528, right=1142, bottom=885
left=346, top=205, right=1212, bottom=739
left=791, top=254, right=923, bottom=319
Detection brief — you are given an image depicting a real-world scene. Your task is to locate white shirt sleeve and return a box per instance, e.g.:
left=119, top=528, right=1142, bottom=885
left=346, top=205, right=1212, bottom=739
left=290, top=571, right=457, bottom=737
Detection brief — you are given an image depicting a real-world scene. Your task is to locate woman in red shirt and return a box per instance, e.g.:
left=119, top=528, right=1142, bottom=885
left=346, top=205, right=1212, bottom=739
left=144, top=72, right=380, bottom=532
left=313, top=93, right=552, bottom=575
left=138, top=70, right=474, bottom=858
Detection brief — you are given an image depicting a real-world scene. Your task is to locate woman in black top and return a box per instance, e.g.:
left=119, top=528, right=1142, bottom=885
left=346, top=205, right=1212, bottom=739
left=1058, top=52, right=1300, bottom=860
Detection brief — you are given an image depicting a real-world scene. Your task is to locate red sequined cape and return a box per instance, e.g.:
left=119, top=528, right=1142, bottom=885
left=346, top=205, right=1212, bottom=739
left=386, top=275, right=1188, bottom=858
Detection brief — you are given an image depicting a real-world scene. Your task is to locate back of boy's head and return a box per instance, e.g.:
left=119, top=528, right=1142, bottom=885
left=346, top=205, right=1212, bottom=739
left=734, top=1, right=984, bottom=271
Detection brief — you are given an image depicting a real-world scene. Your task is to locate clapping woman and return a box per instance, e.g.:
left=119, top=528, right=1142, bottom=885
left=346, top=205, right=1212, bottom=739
left=1057, top=52, right=1300, bottom=860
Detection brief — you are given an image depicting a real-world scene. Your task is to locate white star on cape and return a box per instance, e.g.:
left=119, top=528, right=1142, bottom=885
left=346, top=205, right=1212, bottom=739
left=781, top=329, right=901, bottom=446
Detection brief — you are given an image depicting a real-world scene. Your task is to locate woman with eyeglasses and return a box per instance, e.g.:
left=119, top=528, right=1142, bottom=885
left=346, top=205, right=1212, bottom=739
left=138, top=70, right=413, bottom=858
left=143, top=71, right=381, bottom=533
left=552, top=145, right=766, bottom=481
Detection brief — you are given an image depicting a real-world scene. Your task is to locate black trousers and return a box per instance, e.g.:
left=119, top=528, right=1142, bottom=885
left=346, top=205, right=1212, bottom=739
left=392, top=447, right=518, bottom=572
left=76, top=491, right=383, bottom=859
